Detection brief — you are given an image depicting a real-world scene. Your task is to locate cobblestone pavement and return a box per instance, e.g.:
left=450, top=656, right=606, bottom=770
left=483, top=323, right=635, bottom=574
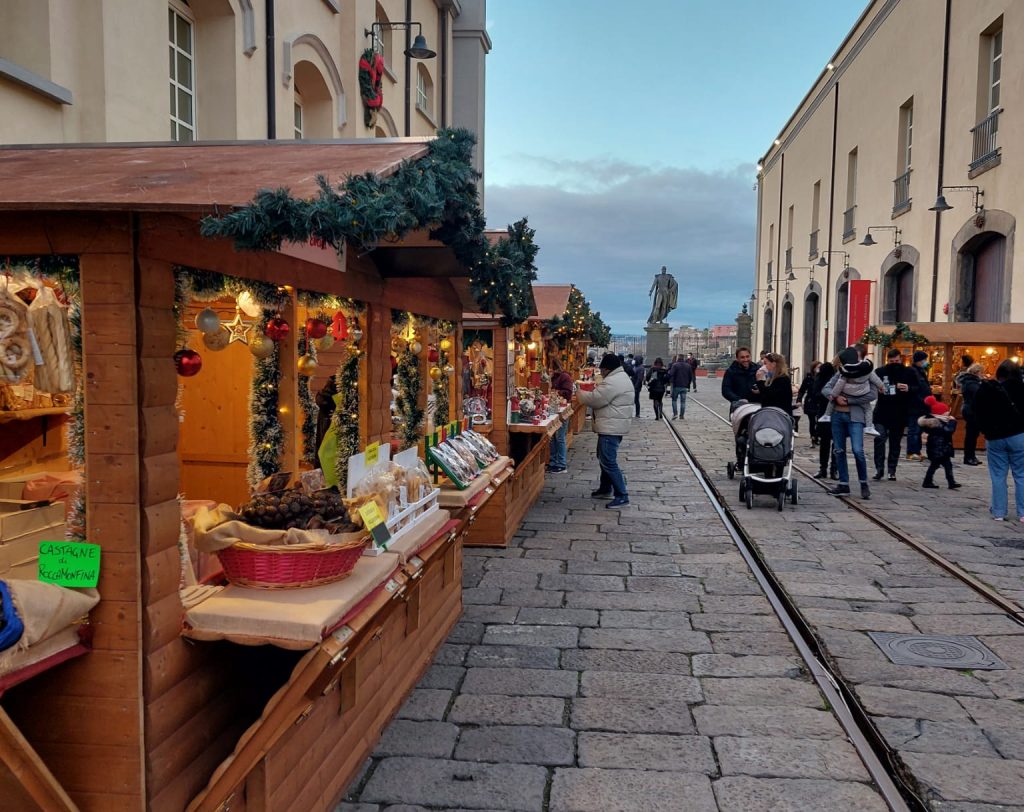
left=340, top=406, right=888, bottom=811
left=681, top=391, right=1024, bottom=810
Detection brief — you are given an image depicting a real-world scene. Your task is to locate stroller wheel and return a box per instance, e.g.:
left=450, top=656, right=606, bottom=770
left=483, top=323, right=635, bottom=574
left=727, top=461, right=735, bottom=480
left=790, top=480, right=799, bottom=505
left=738, top=480, right=746, bottom=501
left=776, top=492, right=785, bottom=511
left=745, top=483, right=753, bottom=510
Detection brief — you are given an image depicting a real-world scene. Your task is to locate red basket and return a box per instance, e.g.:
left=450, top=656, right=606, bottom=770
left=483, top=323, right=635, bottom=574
left=216, top=536, right=368, bottom=589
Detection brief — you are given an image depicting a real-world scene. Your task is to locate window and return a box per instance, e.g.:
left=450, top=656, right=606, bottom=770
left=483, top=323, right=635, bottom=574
left=803, top=292, right=820, bottom=366
left=810, top=181, right=821, bottom=258
left=957, top=234, right=1007, bottom=322
left=169, top=5, right=196, bottom=141
left=988, top=27, right=1002, bottom=115
left=835, top=282, right=849, bottom=353
left=374, top=4, right=392, bottom=68
left=294, top=95, right=303, bottom=139
left=899, top=99, right=913, bottom=173
left=780, top=301, right=793, bottom=362
left=762, top=307, right=774, bottom=353
left=786, top=205, right=794, bottom=269
left=882, top=264, right=914, bottom=323
left=843, top=148, right=858, bottom=240
left=416, top=65, right=433, bottom=118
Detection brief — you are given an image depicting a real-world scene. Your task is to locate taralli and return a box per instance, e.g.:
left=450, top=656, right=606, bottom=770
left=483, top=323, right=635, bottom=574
left=0, top=304, right=20, bottom=340
left=0, top=335, right=31, bottom=370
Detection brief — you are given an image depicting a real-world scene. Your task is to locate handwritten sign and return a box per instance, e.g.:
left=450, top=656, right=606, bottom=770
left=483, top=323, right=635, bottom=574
left=364, top=442, right=380, bottom=467
left=38, top=541, right=101, bottom=587
left=358, top=502, right=392, bottom=548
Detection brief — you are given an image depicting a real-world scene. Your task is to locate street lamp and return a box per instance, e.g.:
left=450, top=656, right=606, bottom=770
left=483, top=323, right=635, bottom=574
left=365, top=21, right=437, bottom=59
left=817, top=250, right=850, bottom=271
left=859, top=225, right=902, bottom=248
left=929, top=185, right=984, bottom=213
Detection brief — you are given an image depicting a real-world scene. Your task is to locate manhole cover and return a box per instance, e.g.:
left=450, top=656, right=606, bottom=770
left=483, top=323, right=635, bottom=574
left=868, top=632, right=1006, bottom=670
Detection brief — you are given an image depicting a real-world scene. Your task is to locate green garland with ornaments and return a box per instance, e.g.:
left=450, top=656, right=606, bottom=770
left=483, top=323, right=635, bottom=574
left=549, top=285, right=611, bottom=348
left=860, top=322, right=930, bottom=348
left=297, top=332, right=318, bottom=465
left=395, top=348, right=423, bottom=449
left=200, top=129, right=539, bottom=325
left=332, top=350, right=362, bottom=489
left=433, top=319, right=455, bottom=426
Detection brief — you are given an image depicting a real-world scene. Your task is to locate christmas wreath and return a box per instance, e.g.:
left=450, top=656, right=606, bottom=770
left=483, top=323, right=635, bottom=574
left=359, top=48, right=384, bottom=127
left=860, top=322, right=930, bottom=348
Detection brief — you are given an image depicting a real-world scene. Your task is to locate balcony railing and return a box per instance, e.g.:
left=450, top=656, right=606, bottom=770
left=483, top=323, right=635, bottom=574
left=784, top=247, right=793, bottom=270
left=808, top=229, right=819, bottom=259
left=842, top=205, right=857, bottom=241
left=766, top=260, right=773, bottom=282
left=970, top=108, right=1002, bottom=173
left=892, top=169, right=912, bottom=215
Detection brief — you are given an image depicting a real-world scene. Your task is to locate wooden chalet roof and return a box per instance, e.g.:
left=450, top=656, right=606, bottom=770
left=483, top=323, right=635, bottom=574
left=0, top=139, right=429, bottom=212
left=531, top=284, right=573, bottom=321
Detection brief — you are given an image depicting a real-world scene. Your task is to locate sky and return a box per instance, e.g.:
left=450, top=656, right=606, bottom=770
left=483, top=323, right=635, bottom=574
left=483, top=0, right=866, bottom=334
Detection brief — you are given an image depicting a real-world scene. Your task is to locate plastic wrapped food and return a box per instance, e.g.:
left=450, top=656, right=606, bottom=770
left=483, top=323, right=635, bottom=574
left=459, top=431, right=500, bottom=464
left=402, top=457, right=432, bottom=504
left=351, top=461, right=402, bottom=517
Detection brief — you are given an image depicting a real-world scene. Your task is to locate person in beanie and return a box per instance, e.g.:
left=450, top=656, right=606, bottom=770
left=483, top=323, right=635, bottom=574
left=906, top=350, right=932, bottom=460
left=645, top=358, right=671, bottom=420
left=958, top=362, right=985, bottom=465
left=823, top=346, right=878, bottom=499
left=872, top=348, right=915, bottom=480
left=546, top=357, right=575, bottom=474
left=577, top=353, right=634, bottom=509
left=919, top=396, right=961, bottom=489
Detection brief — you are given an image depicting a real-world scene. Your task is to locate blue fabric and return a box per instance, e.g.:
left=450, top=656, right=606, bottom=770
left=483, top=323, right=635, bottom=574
left=671, top=387, right=688, bottom=417
left=906, top=413, right=923, bottom=455
left=985, top=432, right=1024, bottom=518
left=0, top=580, right=25, bottom=653
left=549, top=421, right=568, bottom=469
left=832, top=411, right=867, bottom=485
left=597, top=434, right=627, bottom=498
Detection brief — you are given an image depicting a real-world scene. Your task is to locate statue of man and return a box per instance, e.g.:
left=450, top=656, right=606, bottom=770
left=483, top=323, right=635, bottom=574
left=647, top=266, right=678, bottom=324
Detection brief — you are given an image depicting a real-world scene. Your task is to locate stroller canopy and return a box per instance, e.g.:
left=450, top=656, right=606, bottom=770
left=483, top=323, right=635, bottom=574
left=746, top=407, right=793, bottom=462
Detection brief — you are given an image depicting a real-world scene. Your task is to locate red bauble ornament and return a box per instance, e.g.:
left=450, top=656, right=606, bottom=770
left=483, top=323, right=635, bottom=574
left=428, top=346, right=440, bottom=363
left=174, top=348, right=203, bottom=377
left=331, top=312, right=349, bottom=341
left=305, top=317, right=328, bottom=340
left=265, top=316, right=291, bottom=342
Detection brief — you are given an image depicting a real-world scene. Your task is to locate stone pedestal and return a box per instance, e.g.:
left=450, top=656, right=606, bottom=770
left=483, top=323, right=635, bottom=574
left=736, top=307, right=753, bottom=353
left=644, top=322, right=670, bottom=363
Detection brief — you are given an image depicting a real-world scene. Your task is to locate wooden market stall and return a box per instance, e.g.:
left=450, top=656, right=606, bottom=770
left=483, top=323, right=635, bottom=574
left=0, top=135, right=530, bottom=812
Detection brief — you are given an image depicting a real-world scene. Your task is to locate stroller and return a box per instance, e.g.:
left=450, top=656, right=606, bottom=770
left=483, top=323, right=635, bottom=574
left=732, top=405, right=798, bottom=511
left=726, top=401, right=761, bottom=480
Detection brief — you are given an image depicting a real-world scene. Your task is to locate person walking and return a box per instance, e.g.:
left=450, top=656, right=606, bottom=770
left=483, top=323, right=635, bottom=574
left=721, top=347, right=758, bottom=405
left=811, top=361, right=838, bottom=478
left=753, top=353, right=793, bottom=414
left=546, top=357, right=575, bottom=475
left=906, top=350, right=931, bottom=460
left=872, top=348, right=914, bottom=481
left=631, top=354, right=646, bottom=418
left=668, top=354, right=694, bottom=419
left=798, top=362, right=820, bottom=443
left=687, top=353, right=700, bottom=392
left=919, top=396, right=961, bottom=489
left=576, top=353, right=634, bottom=509
left=973, top=360, right=1024, bottom=521
left=824, top=347, right=879, bottom=499
left=959, top=362, right=984, bottom=465
left=645, top=358, right=671, bottom=420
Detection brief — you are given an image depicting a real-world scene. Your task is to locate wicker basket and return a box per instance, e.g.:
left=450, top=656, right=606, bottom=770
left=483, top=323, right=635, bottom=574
left=216, top=536, right=368, bottom=589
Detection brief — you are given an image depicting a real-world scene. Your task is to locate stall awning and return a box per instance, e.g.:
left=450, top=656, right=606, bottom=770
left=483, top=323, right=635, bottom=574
left=0, top=139, right=429, bottom=212
left=532, top=285, right=573, bottom=322
left=904, top=322, right=1024, bottom=345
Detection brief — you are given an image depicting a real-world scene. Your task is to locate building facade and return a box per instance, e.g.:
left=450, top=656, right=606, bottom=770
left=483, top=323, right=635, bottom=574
left=0, top=0, right=489, bottom=169
left=753, top=0, right=1020, bottom=374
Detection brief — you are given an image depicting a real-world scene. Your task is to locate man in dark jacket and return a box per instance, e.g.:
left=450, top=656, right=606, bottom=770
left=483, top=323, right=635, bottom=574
left=686, top=353, right=700, bottom=391
left=631, top=355, right=646, bottom=418
left=668, top=356, right=695, bottom=419
left=973, top=360, right=1024, bottom=520
left=906, top=350, right=931, bottom=460
left=721, top=347, right=758, bottom=406
left=872, top=348, right=915, bottom=480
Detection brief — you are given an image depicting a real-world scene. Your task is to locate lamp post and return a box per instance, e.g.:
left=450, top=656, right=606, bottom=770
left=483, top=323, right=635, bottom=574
left=365, top=20, right=436, bottom=136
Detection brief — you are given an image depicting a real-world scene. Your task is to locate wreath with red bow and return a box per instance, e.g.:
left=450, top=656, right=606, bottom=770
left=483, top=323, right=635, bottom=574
left=359, top=48, right=385, bottom=127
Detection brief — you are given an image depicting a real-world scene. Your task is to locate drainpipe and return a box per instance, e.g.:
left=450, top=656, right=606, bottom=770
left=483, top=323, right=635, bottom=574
left=265, top=0, right=276, bottom=139
left=773, top=153, right=785, bottom=352
left=404, top=0, right=412, bottom=136
left=823, top=82, right=839, bottom=356
left=930, top=0, right=952, bottom=322
left=440, top=12, right=449, bottom=126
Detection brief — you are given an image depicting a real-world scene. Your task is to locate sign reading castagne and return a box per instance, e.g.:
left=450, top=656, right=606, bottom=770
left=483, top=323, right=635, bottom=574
left=37, top=541, right=101, bottom=587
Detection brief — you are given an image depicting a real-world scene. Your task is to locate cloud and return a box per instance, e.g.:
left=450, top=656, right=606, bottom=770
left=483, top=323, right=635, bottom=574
left=485, top=158, right=757, bottom=334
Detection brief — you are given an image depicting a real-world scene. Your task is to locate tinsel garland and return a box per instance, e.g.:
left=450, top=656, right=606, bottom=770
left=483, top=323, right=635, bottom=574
left=549, top=285, right=611, bottom=348
left=395, top=348, right=424, bottom=449
left=433, top=319, right=454, bottom=426
left=200, top=129, right=538, bottom=325
left=298, top=331, right=318, bottom=466
left=248, top=309, right=284, bottom=486
left=332, top=350, right=362, bottom=490
left=860, top=322, right=930, bottom=349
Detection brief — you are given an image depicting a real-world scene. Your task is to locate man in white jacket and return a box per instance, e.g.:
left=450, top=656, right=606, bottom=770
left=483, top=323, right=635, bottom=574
left=576, top=353, right=635, bottom=508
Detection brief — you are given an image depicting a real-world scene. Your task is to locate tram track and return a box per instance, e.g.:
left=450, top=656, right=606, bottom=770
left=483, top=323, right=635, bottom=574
left=661, top=414, right=921, bottom=811
left=688, top=396, right=1024, bottom=628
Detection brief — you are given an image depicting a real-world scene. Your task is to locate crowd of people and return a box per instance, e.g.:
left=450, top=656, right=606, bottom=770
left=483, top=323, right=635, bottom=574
left=723, top=345, right=1024, bottom=519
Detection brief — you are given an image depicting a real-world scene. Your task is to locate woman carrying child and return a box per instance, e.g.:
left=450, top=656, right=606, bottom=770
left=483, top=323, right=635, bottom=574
left=823, top=347, right=880, bottom=499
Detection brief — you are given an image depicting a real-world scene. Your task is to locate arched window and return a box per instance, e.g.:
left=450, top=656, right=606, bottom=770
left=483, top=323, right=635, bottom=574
left=882, top=263, right=914, bottom=324
left=803, top=291, right=819, bottom=367
left=293, top=61, right=332, bottom=138
left=780, top=301, right=793, bottom=363
left=957, top=233, right=1007, bottom=322
left=762, top=306, right=774, bottom=353
left=374, top=3, right=392, bottom=68
left=835, top=281, right=849, bottom=353
left=416, top=64, right=434, bottom=120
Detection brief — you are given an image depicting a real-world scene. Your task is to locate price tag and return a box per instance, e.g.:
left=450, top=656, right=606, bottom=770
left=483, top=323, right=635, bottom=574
left=364, top=442, right=380, bottom=467
left=358, top=502, right=392, bottom=548
left=38, top=541, right=101, bottom=587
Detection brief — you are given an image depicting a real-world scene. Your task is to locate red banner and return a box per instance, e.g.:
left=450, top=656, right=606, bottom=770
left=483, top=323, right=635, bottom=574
left=847, top=280, right=873, bottom=345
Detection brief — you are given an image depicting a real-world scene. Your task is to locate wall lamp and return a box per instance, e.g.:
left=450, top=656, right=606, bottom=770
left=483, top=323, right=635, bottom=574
left=816, top=250, right=850, bottom=271
left=929, top=185, right=984, bottom=214
left=365, top=21, right=436, bottom=59
left=860, top=225, right=902, bottom=248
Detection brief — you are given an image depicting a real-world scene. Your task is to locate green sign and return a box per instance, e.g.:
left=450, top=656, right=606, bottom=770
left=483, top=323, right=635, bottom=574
left=38, top=541, right=101, bottom=588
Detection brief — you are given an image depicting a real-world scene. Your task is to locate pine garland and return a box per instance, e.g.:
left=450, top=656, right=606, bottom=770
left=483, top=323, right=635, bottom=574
left=395, top=348, right=423, bottom=449
left=200, top=129, right=538, bottom=324
left=248, top=309, right=284, bottom=486
left=298, top=330, right=318, bottom=465
left=433, top=320, right=455, bottom=426
left=549, top=285, right=611, bottom=348
left=860, top=322, right=929, bottom=348
left=332, top=349, right=362, bottom=490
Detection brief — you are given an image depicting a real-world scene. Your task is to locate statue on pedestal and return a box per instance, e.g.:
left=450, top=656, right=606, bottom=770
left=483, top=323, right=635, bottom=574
left=647, top=266, right=678, bottom=325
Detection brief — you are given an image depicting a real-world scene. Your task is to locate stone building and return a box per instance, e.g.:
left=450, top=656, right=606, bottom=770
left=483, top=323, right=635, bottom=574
left=753, top=0, right=1020, bottom=370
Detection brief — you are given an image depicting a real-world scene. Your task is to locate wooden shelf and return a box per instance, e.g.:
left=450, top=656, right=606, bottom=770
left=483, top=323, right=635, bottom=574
left=0, top=407, right=70, bottom=424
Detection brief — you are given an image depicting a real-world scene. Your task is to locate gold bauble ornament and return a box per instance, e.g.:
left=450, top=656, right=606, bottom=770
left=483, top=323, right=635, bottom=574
left=297, top=354, right=318, bottom=376
left=202, top=326, right=230, bottom=352
left=314, top=334, right=335, bottom=352
left=429, top=366, right=442, bottom=380
left=410, top=341, right=423, bottom=355
left=444, top=364, right=455, bottom=375
left=249, top=334, right=275, bottom=360
left=439, top=338, right=452, bottom=351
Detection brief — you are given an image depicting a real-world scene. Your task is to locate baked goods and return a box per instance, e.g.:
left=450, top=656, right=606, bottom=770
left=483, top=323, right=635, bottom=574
left=28, top=286, right=74, bottom=393
left=0, top=289, right=30, bottom=384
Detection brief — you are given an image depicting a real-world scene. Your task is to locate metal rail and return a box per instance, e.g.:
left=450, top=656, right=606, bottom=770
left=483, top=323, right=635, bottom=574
left=662, top=417, right=919, bottom=812
left=690, top=396, right=1024, bottom=627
